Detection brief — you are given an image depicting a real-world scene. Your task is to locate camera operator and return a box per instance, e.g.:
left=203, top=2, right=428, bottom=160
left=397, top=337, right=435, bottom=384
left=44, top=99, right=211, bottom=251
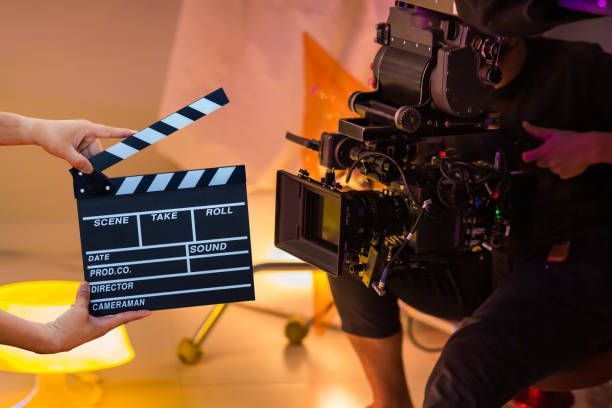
left=327, top=4, right=612, bottom=407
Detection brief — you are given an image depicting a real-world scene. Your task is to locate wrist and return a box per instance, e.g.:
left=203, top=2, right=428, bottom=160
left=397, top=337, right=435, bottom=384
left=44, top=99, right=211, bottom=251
left=21, top=116, right=44, bottom=146
left=30, top=322, right=62, bottom=354
left=8, top=320, right=61, bottom=354
left=0, top=113, right=40, bottom=146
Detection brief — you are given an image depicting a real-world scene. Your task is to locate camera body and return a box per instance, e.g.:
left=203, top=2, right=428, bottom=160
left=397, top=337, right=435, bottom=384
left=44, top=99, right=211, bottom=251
left=275, top=1, right=511, bottom=293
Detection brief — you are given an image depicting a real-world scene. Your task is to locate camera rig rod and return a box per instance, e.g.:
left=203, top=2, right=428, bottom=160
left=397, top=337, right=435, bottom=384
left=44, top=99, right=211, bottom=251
left=285, top=132, right=320, bottom=151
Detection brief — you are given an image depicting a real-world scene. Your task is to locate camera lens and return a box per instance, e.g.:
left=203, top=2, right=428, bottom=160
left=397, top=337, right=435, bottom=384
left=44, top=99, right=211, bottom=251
left=343, top=191, right=413, bottom=251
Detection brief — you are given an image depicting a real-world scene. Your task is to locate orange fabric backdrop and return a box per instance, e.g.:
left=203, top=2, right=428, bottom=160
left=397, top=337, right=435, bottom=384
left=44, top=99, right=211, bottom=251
left=301, top=32, right=368, bottom=330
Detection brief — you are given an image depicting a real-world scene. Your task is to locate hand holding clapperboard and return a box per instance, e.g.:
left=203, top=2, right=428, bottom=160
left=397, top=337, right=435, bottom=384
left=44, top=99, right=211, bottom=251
left=70, top=88, right=255, bottom=316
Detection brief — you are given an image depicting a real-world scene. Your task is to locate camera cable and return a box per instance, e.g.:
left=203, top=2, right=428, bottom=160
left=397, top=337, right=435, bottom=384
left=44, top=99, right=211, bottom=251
left=373, top=198, right=432, bottom=296
left=345, top=150, right=420, bottom=209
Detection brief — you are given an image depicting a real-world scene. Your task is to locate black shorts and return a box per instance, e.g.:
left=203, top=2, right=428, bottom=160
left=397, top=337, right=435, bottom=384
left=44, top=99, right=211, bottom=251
left=327, top=252, right=494, bottom=338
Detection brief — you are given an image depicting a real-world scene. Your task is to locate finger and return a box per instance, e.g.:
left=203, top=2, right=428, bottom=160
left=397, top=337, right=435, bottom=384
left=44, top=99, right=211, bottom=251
left=550, top=165, right=581, bottom=179
left=541, top=160, right=561, bottom=170
left=522, top=145, right=546, bottom=163
left=96, top=310, right=151, bottom=331
left=74, top=282, right=91, bottom=309
left=80, top=139, right=104, bottom=159
left=536, top=159, right=551, bottom=169
left=549, top=166, right=562, bottom=175
left=68, top=149, right=94, bottom=174
left=92, top=124, right=136, bottom=139
left=558, top=165, right=586, bottom=180
left=522, top=121, right=555, bottom=141
left=555, top=168, right=572, bottom=179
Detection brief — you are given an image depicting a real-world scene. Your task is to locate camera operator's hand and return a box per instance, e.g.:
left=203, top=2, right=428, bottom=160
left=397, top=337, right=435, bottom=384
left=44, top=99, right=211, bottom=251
left=42, top=282, right=150, bottom=353
left=521, top=121, right=611, bottom=179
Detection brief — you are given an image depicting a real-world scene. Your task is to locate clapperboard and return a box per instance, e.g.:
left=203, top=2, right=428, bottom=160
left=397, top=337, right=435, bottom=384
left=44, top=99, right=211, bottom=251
left=70, top=88, right=255, bottom=316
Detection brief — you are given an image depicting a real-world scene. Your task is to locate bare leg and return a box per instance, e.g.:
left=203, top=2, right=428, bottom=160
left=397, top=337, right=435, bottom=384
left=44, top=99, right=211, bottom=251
left=348, top=332, right=413, bottom=408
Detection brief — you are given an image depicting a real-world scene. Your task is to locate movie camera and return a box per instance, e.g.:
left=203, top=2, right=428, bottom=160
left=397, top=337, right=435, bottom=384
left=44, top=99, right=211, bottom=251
left=275, top=1, right=511, bottom=295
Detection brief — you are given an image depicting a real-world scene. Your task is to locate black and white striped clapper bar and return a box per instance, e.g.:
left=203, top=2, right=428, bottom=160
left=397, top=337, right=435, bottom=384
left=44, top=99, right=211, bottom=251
left=70, top=88, right=255, bottom=316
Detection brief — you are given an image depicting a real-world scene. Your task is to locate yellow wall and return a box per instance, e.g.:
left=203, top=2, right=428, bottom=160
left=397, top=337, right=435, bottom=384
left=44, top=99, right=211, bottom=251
left=0, top=0, right=181, bottom=221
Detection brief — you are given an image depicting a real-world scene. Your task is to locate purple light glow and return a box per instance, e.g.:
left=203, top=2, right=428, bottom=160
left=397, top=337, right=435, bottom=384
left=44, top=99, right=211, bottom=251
left=558, top=0, right=612, bottom=15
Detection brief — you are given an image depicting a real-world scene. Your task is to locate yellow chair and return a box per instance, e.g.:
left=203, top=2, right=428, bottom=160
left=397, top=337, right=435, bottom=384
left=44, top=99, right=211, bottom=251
left=0, top=281, right=134, bottom=407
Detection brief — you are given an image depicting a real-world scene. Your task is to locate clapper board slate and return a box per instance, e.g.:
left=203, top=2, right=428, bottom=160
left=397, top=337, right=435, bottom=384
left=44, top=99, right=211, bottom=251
left=70, top=88, right=255, bottom=316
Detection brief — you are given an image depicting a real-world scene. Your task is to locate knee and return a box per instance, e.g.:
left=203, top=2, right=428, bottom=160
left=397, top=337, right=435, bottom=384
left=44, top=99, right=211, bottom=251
left=424, top=321, right=517, bottom=407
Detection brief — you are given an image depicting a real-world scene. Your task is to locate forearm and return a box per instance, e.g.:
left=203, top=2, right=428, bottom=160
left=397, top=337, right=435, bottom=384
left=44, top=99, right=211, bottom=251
left=0, top=310, right=55, bottom=354
left=0, top=112, right=39, bottom=146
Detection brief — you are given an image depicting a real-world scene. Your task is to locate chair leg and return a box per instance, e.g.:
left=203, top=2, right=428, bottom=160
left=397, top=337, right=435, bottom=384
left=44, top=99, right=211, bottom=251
left=285, top=300, right=335, bottom=345
left=177, top=262, right=312, bottom=364
left=177, top=303, right=228, bottom=365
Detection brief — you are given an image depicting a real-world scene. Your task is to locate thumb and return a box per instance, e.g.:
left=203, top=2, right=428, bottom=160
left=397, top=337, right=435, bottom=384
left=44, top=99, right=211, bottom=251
left=522, top=121, right=556, bottom=141
left=68, top=149, right=94, bottom=174
left=74, top=282, right=91, bottom=309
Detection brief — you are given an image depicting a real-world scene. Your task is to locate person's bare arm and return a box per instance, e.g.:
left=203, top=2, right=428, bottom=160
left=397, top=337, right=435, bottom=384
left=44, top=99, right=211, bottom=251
left=0, top=112, right=134, bottom=174
left=522, top=121, right=612, bottom=179
left=0, top=310, right=50, bottom=353
left=0, top=282, right=150, bottom=354
left=0, top=114, right=147, bottom=352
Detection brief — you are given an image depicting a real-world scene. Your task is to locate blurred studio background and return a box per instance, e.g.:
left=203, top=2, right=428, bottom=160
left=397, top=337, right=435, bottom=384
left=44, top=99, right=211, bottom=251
left=0, top=1, right=610, bottom=407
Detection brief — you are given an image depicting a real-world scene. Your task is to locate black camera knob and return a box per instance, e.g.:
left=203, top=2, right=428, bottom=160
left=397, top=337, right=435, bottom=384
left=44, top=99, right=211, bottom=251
left=349, top=264, right=367, bottom=274
left=479, top=65, right=502, bottom=86
left=395, top=107, right=421, bottom=133
left=375, top=23, right=391, bottom=45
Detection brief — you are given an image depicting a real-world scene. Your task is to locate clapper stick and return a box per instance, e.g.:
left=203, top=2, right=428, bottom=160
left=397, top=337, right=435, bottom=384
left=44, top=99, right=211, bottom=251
left=90, top=87, right=229, bottom=173
left=70, top=87, right=255, bottom=316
